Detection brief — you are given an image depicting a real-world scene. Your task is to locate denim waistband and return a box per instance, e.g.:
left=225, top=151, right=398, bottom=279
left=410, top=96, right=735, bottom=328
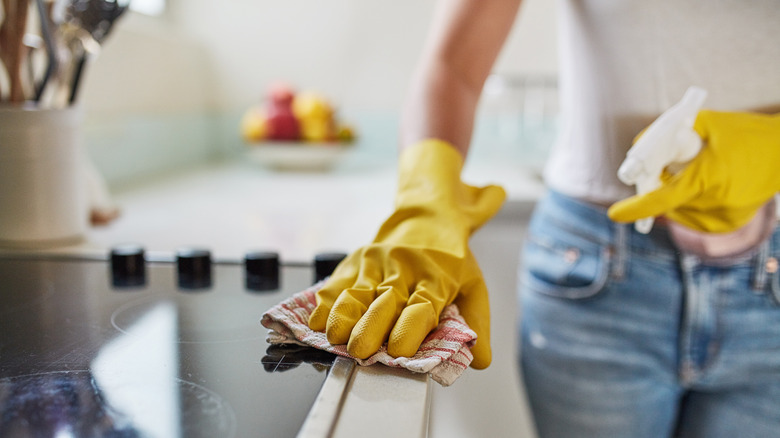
left=537, top=190, right=780, bottom=272
left=538, top=190, right=677, bottom=254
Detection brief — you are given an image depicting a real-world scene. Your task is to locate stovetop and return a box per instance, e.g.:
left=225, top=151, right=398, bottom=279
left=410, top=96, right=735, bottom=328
left=0, top=248, right=345, bottom=438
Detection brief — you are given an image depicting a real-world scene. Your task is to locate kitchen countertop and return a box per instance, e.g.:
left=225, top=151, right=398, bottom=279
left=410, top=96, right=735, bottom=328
left=9, top=152, right=546, bottom=262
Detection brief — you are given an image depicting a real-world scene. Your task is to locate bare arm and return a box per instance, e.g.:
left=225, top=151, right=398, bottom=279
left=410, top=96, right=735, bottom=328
left=400, top=0, right=523, bottom=157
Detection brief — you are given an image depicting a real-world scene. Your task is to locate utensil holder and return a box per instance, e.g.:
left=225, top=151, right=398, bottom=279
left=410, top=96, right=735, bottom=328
left=0, top=105, right=88, bottom=248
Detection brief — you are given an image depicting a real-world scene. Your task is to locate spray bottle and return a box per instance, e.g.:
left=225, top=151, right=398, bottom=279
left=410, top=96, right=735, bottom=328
left=617, top=86, right=708, bottom=233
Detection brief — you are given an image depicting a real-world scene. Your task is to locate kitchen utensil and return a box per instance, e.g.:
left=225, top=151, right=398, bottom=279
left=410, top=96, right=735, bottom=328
left=22, top=32, right=42, bottom=91
left=0, top=0, right=31, bottom=103
left=64, top=0, right=127, bottom=104
left=0, top=0, right=6, bottom=98
left=32, top=0, right=58, bottom=102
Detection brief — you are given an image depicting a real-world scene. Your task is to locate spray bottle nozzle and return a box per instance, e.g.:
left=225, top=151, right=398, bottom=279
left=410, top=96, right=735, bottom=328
left=617, top=156, right=648, bottom=186
left=617, top=86, right=708, bottom=233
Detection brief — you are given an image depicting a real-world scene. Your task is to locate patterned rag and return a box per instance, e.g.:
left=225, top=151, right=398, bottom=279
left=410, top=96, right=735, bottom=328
left=260, top=281, right=478, bottom=386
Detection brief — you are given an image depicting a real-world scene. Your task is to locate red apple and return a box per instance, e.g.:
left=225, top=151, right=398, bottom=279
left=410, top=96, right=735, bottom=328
left=268, top=82, right=295, bottom=106
left=265, top=104, right=300, bottom=141
left=265, top=112, right=300, bottom=140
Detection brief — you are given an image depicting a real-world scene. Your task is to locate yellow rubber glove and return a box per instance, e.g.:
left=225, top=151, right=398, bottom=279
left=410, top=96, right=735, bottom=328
left=608, top=110, right=780, bottom=233
left=308, top=139, right=506, bottom=369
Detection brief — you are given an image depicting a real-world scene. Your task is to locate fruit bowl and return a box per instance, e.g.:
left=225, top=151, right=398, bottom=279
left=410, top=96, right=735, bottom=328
left=245, top=142, right=352, bottom=171
left=241, top=83, right=358, bottom=171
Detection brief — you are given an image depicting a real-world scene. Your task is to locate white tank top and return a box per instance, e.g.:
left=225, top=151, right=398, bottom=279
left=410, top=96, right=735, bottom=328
left=543, top=0, right=780, bottom=203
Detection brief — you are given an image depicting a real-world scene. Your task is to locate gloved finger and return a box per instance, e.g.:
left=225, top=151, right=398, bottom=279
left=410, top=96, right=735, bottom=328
left=462, top=184, right=507, bottom=230
left=386, top=279, right=445, bottom=358
left=325, top=285, right=380, bottom=346
left=311, top=247, right=385, bottom=331
left=325, top=246, right=405, bottom=346
left=454, top=275, right=492, bottom=370
left=309, top=276, right=358, bottom=332
left=607, top=163, right=702, bottom=224
left=309, top=251, right=365, bottom=331
left=347, top=278, right=410, bottom=359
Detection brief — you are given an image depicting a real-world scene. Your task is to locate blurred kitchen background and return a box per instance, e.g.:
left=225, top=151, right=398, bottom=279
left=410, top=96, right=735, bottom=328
left=4, top=1, right=562, bottom=436
left=81, top=0, right=558, bottom=187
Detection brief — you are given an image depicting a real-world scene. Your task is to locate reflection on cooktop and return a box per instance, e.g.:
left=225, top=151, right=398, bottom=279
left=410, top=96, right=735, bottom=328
left=111, top=295, right=266, bottom=344
left=0, top=371, right=235, bottom=438
left=0, top=254, right=340, bottom=438
left=261, top=344, right=338, bottom=373
left=0, top=261, right=56, bottom=317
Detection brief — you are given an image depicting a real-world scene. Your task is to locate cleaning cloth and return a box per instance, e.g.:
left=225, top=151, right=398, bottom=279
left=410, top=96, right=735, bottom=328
left=260, top=281, right=478, bottom=386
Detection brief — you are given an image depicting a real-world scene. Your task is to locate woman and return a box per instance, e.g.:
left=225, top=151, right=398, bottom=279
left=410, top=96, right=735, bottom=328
left=309, top=1, right=780, bottom=436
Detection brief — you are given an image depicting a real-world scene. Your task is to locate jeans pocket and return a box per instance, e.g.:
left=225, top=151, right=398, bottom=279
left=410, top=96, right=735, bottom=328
left=521, top=228, right=612, bottom=300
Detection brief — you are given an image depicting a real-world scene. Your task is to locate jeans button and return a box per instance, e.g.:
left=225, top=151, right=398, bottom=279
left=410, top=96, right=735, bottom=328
left=765, top=257, right=778, bottom=274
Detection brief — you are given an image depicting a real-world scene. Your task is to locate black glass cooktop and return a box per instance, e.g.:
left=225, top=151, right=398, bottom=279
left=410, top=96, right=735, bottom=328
left=0, top=249, right=342, bottom=438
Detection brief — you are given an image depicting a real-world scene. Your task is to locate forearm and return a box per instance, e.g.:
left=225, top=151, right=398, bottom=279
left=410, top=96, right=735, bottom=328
left=400, top=60, right=481, bottom=157
left=399, top=0, right=523, bottom=159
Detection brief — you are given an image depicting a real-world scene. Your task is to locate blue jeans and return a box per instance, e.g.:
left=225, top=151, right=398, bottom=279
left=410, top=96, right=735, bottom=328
left=519, top=191, right=780, bottom=438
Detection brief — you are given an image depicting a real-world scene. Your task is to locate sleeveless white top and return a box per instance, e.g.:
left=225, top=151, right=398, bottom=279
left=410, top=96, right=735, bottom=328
left=543, top=0, right=780, bottom=203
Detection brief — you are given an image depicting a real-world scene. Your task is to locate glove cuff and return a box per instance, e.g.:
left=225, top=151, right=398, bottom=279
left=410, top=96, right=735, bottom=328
left=387, top=138, right=506, bottom=237
left=399, top=139, right=464, bottom=173
left=396, top=139, right=464, bottom=200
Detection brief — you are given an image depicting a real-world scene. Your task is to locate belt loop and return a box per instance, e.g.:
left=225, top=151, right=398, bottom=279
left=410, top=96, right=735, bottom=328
left=752, top=239, right=771, bottom=291
left=611, top=223, right=628, bottom=280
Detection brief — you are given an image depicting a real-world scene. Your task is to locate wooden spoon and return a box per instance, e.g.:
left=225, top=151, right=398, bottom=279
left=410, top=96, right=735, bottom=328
left=0, top=0, right=31, bottom=104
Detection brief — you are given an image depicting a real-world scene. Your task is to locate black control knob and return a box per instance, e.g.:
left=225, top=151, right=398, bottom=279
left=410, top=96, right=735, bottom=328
left=314, top=252, right=347, bottom=283
left=110, top=244, right=146, bottom=287
left=177, top=247, right=212, bottom=290
left=245, top=251, right=280, bottom=291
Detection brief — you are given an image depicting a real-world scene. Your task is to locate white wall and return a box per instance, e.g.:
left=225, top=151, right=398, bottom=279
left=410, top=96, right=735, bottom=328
left=82, top=0, right=558, bottom=115
left=77, top=0, right=558, bottom=185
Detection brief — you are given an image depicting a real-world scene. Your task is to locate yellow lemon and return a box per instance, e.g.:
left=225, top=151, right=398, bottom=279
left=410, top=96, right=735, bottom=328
left=292, top=92, right=333, bottom=121
left=240, top=106, right=267, bottom=142
left=300, top=118, right=334, bottom=142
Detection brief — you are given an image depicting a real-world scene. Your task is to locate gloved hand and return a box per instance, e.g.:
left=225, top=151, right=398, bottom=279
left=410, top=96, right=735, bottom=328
left=608, top=110, right=780, bottom=233
left=308, top=139, right=506, bottom=369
